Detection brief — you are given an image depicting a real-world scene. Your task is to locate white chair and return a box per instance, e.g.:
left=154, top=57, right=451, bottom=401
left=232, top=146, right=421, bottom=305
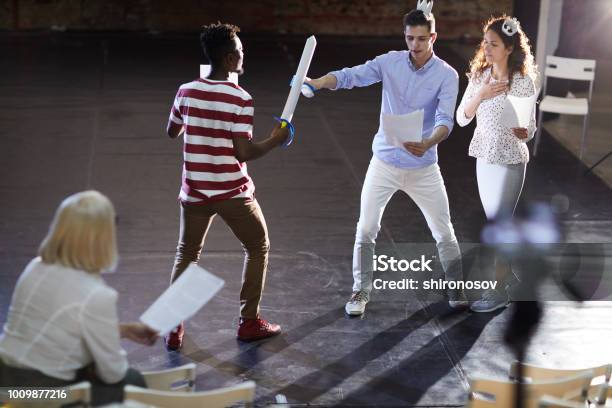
left=141, top=363, right=196, bottom=392
left=533, top=55, right=596, bottom=158
left=125, top=380, right=255, bottom=408
left=538, top=394, right=590, bottom=408
left=509, top=361, right=611, bottom=406
left=466, top=371, right=593, bottom=408
left=62, top=381, right=91, bottom=407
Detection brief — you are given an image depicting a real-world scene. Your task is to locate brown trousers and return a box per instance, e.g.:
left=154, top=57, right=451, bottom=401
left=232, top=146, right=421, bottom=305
left=171, top=198, right=269, bottom=318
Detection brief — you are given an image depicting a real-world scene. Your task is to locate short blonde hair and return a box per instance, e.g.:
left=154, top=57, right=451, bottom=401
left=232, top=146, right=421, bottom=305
left=38, top=190, right=118, bottom=274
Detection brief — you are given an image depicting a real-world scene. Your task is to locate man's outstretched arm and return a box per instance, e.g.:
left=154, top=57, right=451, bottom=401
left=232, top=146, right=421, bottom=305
left=306, top=54, right=386, bottom=92
left=306, top=74, right=338, bottom=91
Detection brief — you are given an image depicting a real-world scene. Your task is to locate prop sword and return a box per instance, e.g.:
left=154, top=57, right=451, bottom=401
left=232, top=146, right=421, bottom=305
left=276, top=35, right=317, bottom=147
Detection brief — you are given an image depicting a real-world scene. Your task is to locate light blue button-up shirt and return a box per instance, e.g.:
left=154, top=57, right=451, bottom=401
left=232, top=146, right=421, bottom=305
left=331, top=50, right=459, bottom=169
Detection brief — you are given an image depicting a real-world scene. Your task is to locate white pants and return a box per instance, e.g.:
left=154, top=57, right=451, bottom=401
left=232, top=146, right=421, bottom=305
left=476, top=159, right=526, bottom=220
left=352, top=156, right=462, bottom=293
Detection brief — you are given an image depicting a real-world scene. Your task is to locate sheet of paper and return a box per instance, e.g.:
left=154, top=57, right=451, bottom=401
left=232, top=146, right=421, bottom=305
left=382, top=110, right=424, bottom=147
left=200, top=64, right=238, bottom=85
left=501, top=93, right=537, bottom=129
left=140, top=264, right=224, bottom=335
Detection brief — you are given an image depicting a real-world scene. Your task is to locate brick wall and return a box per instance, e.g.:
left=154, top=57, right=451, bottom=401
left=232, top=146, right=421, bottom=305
left=1, top=0, right=513, bottom=40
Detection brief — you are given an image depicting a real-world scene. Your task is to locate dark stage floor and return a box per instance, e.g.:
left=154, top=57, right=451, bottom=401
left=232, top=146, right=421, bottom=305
left=1, top=32, right=611, bottom=406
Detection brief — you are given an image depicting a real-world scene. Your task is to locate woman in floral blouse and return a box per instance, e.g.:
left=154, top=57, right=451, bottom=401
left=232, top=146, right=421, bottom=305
left=456, top=15, right=539, bottom=312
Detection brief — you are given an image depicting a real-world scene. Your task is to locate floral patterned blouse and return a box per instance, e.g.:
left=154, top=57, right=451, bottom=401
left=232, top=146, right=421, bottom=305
left=456, top=68, right=537, bottom=164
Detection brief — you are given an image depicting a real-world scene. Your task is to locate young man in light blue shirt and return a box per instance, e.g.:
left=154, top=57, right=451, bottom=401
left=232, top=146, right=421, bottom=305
left=306, top=5, right=467, bottom=315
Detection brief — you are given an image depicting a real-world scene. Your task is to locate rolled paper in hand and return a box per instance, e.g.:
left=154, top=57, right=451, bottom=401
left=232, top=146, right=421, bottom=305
left=280, top=35, right=317, bottom=123
left=301, top=82, right=316, bottom=98
left=289, top=76, right=316, bottom=98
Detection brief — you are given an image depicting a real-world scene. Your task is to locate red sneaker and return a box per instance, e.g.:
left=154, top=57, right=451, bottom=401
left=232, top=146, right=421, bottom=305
left=237, top=318, right=281, bottom=342
left=164, top=322, right=184, bottom=351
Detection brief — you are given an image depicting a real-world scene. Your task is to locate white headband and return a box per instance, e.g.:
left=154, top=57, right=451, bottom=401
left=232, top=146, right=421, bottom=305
left=416, top=0, right=433, bottom=18
left=502, top=17, right=520, bottom=36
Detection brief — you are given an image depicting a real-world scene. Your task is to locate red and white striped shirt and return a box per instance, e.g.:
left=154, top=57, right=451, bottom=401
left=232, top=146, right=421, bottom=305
left=169, top=78, right=255, bottom=204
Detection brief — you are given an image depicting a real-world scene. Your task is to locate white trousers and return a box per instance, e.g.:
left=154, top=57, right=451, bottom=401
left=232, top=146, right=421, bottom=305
left=476, top=159, right=526, bottom=220
left=352, top=156, right=462, bottom=293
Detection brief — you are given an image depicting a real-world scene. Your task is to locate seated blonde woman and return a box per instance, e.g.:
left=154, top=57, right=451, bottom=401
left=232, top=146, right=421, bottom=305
left=0, top=190, right=158, bottom=405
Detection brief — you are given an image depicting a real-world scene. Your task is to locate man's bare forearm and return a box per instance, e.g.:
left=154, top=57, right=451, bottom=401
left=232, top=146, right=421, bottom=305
left=309, top=73, right=337, bottom=90
left=427, top=125, right=450, bottom=147
left=236, top=136, right=281, bottom=162
left=233, top=124, right=288, bottom=162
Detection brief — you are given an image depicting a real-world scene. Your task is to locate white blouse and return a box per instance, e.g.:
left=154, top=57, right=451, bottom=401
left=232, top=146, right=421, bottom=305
left=0, top=258, right=128, bottom=383
left=456, top=68, right=537, bottom=164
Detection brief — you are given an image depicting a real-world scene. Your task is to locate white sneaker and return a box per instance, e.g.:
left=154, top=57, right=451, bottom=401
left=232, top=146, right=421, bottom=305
left=345, top=291, right=369, bottom=316
left=470, top=289, right=509, bottom=313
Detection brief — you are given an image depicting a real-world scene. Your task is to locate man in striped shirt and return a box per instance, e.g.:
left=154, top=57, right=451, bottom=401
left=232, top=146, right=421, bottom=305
left=165, top=22, right=288, bottom=349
